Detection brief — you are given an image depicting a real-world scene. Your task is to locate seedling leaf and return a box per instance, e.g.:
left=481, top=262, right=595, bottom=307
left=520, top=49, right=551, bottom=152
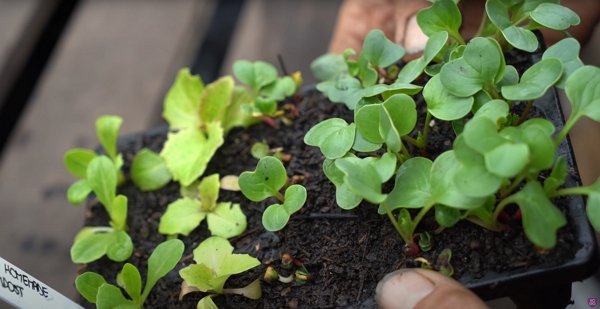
left=106, top=231, right=133, bottom=262
left=504, top=181, right=567, bottom=248
left=67, top=179, right=92, bottom=205
left=76, top=272, right=107, bottom=303
left=317, top=75, right=365, bottom=109
left=262, top=185, right=306, bottom=231
left=352, top=130, right=382, bottom=152
left=530, top=3, right=580, bottom=30
left=87, top=156, right=117, bottom=212
left=336, top=157, right=386, bottom=203
left=159, top=198, right=206, bottom=236
left=355, top=104, right=383, bottom=143
left=121, top=263, right=142, bottom=303
left=207, top=202, right=247, bottom=238
left=162, top=68, right=203, bottom=130
left=260, top=76, right=296, bottom=100
left=64, top=149, right=97, bottom=178
left=198, top=295, right=219, bottom=309
left=71, top=231, right=114, bottom=264
left=224, top=86, right=261, bottom=134
left=486, top=0, right=538, bottom=52
left=311, top=54, right=348, bottom=81
left=304, top=118, right=355, bottom=159
left=160, top=122, right=224, bottom=186
left=542, top=38, right=583, bottom=88
left=96, top=284, right=137, bottom=309
left=440, top=38, right=502, bottom=97
left=96, top=115, right=122, bottom=160
left=383, top=157, right=433, bottom=213
left=485, top=142, right=529, bottom=178
left=544, top=156, right=567, bottom=193
left=238, top=156, right=287, bottom=201
left=435, top=205, right=461, bottom=227
left=362, top=29, right=406, bottom=68
left=423, top=74, right=473, bottom=120
left=142, top=239, right=185, bottom=302
left=199, top=174, right=220, bottom=211
left=131, top=148, right=172, bottom=191
left=502, top=58, right=562, bottom=100
left=233, top=60, right=278, bottom=93
left=416, top=0, right=462, bottom=38
left=110, top=195, right=127, bottom=231
left=200, top=76, right=234, bottom=124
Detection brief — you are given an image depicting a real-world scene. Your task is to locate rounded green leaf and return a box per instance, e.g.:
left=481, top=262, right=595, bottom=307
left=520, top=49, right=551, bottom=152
left=486, top=0, right=538, bottom=52
left=336, top=183, right=363, bottom=210
left=463, top=117, right=505, bottom=154
left=260, top=76, right=296, bottom=100
left=106, top=231, right=133, bottom=262
left=251, top=141, right=270, bottom=159
left=520, top=126, right=555, bottom=171
left=207, top=202, right=247, bottom=238
left=131, top=148, right=172, bottom=191
left=238, top=156, right=287, bottom=201
left=384, top=157, right=433, bottom=213
left=159, top=198, right=205, bottom=236
left=453, top=135, right=484, bottom=165
left=110, top=195, right=128, bottom=231
left=502, top=58, right=563, bottom=101
left=87, top=156, right=117, bottom=212
left=318, top=75, right=366, bottom=110
left=352, top=130, right=382, bottom=152
left=67, top=179, right=92, bottom=205
left=362, top=29, right=405, bottom=68
left=382, top=94, right=417, bottom=136
left=193, top=236, right=232, bottom=268
left=323, top=158, right=345, bottom=187
left=311, top=54, right=348, bottom=81
left=198, top=174, right=220, bottom=211
left=198, top=296, right=219, bottom=309
left=199, top=76, right=234, bottom=124
left=424, top=31, right=449, bottom=64
left=96, top=115, right=122, bottom=160
left=304, top=118, right=355, bottom=159
left=474, top=99, right=509, bottom=123
left=363, top=83, right=423, bottom=98
left=358, top=53, right=378, bottom=87
left=566, top=66, right=600, bottom=122
left=397, top=58, right=425, bottom=84
left=423, top=74, right=473, bottom=120
left=64, top=149, right=97, bottom=178
left=96, top=284, right=138, bottom=309
left=367, top=152, right=397, bottom=183
left=262, top=204, right=290, bottom=231
left=485, top=143, right=529, bottom=178
left=544, top=156, right=567, bottom=193
left=233, top=60, right=278, bottom=92
left=440, top=38, right=502, bottom=97
left=355, top=104, right=383, bottom=143
left=471, top=90, right=492, bottom=114
left=283, top=184, right=307, bottom=214
left=255, top=96, right=277, bottom=115
left=71, top=231, right=114, bottom=264
left=416, top=0, right=462, bottom=37
left=76, top=272, right=107, bottom=304
left=335, top=157, right=386, bottom=204
left=454, top=164, right=503, bottom=197
left=497, top=65, right=519, bottom=88
left=530, top=3, right=580, bottom=30
left=435, top=205, right=461, bottom=228
left=542, top=38, right=583, bottom=88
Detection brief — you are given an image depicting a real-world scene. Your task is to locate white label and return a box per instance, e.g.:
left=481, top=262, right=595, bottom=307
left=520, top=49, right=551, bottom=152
left=0, top=257, right=83, bottom=309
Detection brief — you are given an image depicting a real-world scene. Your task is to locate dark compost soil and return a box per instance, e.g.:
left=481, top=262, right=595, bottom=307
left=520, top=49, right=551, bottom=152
left=79, top=51, right=579, bottom=309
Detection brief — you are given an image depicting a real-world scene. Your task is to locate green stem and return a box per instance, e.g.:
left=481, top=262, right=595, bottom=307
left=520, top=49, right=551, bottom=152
left=485, top=86, right=502, bottom=100
left=274, top=191, right=285, bottom=203
left=392, top=150, right=404, bottom=165
left=502, top=173, right=527, bottom=197
left=465, top=216, right=502, bottom=232
left=561, top=30, right=573, bottom=38
left=401, top=135, right=420, bottom=148
left=492, top=196, right=516, bottom=228
left=400, top=141, right=412, bottom=160
left=554, top=115, right=579, bottom=147
left=518, top=100, right=534, bottom=125
left=549, top=186, right=590, bottom=198
left=474, top=10, right=490, bottom=37
left=382, top=201, right=412, bottom=244
left=512, top=15, right=530, bottom=27
left=423, top=111, right=432, bottom=148
left=449, top=30, right=467, bottom=45
left=410, top=202, right=436, bottom=236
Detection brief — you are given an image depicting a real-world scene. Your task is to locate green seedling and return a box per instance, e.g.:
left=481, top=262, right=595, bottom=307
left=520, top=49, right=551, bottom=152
left=233, top=60, right=301, bottom=123
left=239, top=156, right=307, bottom=231
left=75, top=239, right=184, bottom=309
left=306, top=0, right=600, bottom=253
left=179, top=237, right=261, bottom=309
left=132, top=68, right=261, bottom=189
left=159, top=173, right=246, bottom=238
left=251, top=140, right=291, bottom=162
left=70, top=156, right=133, bottom=263
left=418, top=232, right=433, bottom=252
left=64, top=115, right=124, bottom=205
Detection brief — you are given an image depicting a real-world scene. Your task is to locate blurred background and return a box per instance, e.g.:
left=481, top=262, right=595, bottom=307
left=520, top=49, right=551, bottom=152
left=0, top=0, right=597, bottom=308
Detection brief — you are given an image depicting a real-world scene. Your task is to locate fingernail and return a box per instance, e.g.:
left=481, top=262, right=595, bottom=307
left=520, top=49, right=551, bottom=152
left=375, top=269, right=435, bottom=309
left=403, top=15, right=428, bottom=54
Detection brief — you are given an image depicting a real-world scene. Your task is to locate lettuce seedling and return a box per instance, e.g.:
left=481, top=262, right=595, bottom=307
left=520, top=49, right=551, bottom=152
left=70, top=155, right=134, bottom=263
left=159, top=173, right=247, bottom=238
left=179, top=236, right=261, bottom=308
left=233, top=60, right=301, bottom=122
left=75, top=239, right=184, bottom=309
left=64, top=115, right=124, bottom=205
left=305, top=0, right=600, bottom=252
left=238, top=156, right=307, bottom=231
left=131, top=68, right=261, bottom=189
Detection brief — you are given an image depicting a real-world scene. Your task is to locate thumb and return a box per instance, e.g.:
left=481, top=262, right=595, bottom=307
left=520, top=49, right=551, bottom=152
left=375, top=268, right=489, bottom=309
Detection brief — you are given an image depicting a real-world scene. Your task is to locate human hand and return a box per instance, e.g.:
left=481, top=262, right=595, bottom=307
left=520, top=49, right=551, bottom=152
left=375, top=268, right=489, bottom=309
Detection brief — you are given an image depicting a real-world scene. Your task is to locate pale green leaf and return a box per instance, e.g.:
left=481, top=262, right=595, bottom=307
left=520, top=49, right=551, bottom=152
left=304, top=118, right=355, bottom=159
left=67, top=179, right=92, bottom=205
left=159, top=198, right=205, bottom=236
left=121, top=263, right=142, bottom=303
left=207, top=202, right=247, bottom=238
left=96, top=115, right=123, bottom=160
left=362, top=29, right=405, bottom=67
left=423, top=74, right=473, bottom=120
left=96, top=284, right=137, bottom=309
left=530, top=3, right=580, bottom=30
left=311, top=54, right=348, bottom=81
left=64, top=149, right=97, bottom=178
left=200, top=76, right=234, bottom=124
left=542, top=38, right=583, bottom=89
left=238, top=156, right=287, bottom=201
left=233, top=60, right=278, bottom=93
left=110, top=195, right=127, bottom=231
left=355, top=104, right=383, bottom=143
left=335, top=157, right=386, bottom=203
left=502, top=58, right=562, bottom=100
left=71, top=231, right=114, bottom=264
left=131, top=148, right=172, bottom=191
left=162, top=68, right=203, bottom=130
left=106, top=231, right=133, bottom=262
left=143, top=239, right=185, bottom=301
left=76, top=272, right=107, bottom=304
left=566, top=66, right=600, bottom=122
left=87, top=156, right=117, bottom=212
left=485, top=143, right=529, bottom=178
left=416, top=0, right=462, bottom=37
left=383, top=157, right=433, bottom=213
left=260, top=76, right=296, bottom=100
left=198, top=174, right=220, bottom=211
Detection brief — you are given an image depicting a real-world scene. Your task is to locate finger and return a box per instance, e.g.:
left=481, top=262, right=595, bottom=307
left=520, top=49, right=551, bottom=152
left=375, top=268, right=489, bottom=309
left=393, top=0, right=431, bottom=56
